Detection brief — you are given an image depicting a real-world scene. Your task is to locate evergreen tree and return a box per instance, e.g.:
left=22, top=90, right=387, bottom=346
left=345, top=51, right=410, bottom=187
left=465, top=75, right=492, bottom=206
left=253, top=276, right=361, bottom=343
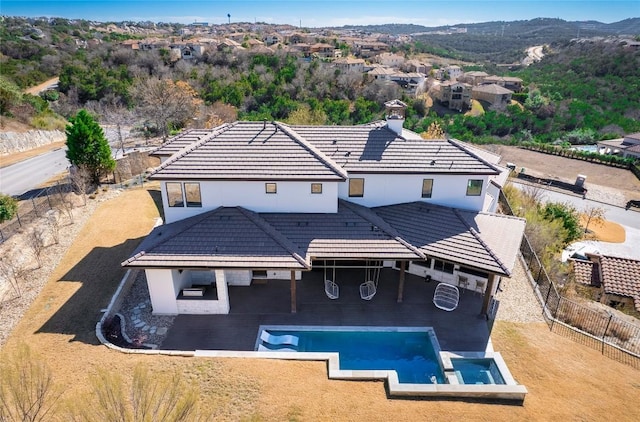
left=65, top=109, right=116, bottom=184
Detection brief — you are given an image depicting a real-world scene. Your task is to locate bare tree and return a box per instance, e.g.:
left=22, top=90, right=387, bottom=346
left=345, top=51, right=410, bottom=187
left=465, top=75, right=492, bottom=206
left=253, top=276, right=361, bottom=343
left=28, top=228, right=46, bottom=268
left=132, top=78, right=203, bottom=139
left=0, top=344, right=61, bottom=422
left=69, top=166, right=92, bottom=206
left=582, top=205, right=606, bottom=234
left=70, top=365, right=201, bottom=422
left=0, top=255, right=26, bottom=299
left=45, top=209, right=61, bottom=245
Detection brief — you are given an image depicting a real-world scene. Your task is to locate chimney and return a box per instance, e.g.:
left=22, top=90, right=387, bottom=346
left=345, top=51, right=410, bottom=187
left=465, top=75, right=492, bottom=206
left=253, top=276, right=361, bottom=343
left=384, top=99, right=407, bottom=136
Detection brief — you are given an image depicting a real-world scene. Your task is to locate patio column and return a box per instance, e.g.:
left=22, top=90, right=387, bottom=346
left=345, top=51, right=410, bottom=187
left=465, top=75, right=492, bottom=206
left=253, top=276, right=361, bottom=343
left=397, top=261, right=406, bottom=303
left=480, top=273, right=497, bottom=317
left=290, top=270, right=297, bottom=314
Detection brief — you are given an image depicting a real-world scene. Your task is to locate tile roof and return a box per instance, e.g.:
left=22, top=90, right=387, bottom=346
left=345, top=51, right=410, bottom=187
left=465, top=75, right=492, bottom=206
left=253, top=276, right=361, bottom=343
left=260, top=200, right=423, bottom=261
left=572, top=259, right=601, bottom=286
left=121, top=207, right=308, bottom=269
left=373, top=202, right=525, bottom=275
left=149, top=121, right=347, bottom=181
left=600, top=255, right=640, bottom=311
left=148, top=120, right=501, bottom=179
left=291, top=124, right=501, bottom=174
left=122, top=201, right=525, bottom=276
left=473, top=84, right=513, bottom=95
left=151, top=129, right=220, bottom=156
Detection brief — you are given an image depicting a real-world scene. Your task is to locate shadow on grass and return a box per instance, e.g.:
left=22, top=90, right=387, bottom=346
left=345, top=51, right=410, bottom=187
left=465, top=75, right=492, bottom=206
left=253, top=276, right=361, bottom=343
left=146, top=187, right=164, bottom=222
left=36, top=236, right=146, bottom=345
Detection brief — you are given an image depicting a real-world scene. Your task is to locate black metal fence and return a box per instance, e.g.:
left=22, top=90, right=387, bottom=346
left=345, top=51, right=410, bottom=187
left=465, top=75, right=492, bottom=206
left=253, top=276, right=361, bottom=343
left=0, top=181, right=72, bottom=244
left=499, top=190, right=640, bottom=369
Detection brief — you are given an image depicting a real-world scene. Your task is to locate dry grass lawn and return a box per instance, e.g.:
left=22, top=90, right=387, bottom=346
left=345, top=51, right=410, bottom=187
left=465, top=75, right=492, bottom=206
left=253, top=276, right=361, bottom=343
left=581, top=215, right=626, bottom=243
left=3, top=187, right=640, bottom=421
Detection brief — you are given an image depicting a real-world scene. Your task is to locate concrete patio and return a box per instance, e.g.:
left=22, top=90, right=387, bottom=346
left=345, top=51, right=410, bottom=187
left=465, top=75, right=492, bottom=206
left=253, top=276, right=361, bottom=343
left=161, top=268, right=491, bottom=352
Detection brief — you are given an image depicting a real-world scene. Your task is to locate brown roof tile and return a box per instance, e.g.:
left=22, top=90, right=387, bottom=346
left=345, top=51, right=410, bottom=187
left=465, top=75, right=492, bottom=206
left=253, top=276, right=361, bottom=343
left=600, top=255, right=640, bottom=311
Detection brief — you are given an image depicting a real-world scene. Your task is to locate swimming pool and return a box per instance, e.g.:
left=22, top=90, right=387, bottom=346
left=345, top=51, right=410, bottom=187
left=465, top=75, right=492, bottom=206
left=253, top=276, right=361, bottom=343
left=451, top=358, right=506, bottom=385
left=258, top=326, right=444, bottom=384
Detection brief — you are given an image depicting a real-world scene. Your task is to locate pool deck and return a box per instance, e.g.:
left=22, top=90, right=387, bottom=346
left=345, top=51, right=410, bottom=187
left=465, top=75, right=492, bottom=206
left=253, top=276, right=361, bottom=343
left=161, top=268, right=492, bottom=352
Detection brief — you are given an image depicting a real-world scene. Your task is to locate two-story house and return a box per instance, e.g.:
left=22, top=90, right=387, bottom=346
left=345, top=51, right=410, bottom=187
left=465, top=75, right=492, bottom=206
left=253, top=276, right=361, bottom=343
left=123, top=101, right=524, bottom=318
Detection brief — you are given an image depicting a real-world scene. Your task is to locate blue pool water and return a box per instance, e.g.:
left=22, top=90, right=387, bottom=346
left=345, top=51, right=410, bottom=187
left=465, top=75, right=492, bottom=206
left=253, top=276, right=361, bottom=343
left=451, top=358, right=505, bottom=385
left=263, top=328, right=444, bottom=384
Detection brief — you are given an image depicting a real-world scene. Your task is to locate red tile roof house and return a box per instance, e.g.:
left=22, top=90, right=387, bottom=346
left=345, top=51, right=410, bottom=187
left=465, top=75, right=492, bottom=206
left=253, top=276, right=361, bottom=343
left=122, top=100, right=525, bottom=317
left=573, top=254, right=640, bottom=313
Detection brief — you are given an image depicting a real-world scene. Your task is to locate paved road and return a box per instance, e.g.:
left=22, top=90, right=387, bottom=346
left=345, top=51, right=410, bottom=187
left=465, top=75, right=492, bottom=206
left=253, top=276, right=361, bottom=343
left=512, top=182, right=639, bottom=229
left=0, top=147, right=69, bottom=197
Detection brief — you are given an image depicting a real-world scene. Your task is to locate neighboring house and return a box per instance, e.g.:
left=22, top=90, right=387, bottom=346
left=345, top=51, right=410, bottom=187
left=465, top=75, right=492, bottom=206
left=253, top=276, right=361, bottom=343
left=482, top=76, right=523, bottom=92
left=438, top=81, right=472, bottom=111
left=352, top=40, right=389, bottom=58
left=389, top=72, right=426, bottom=94
left=597, top=132, right=640, bottom=160
left=367, top=65, right=396, bottom=81
left=263, top=33, right=284, bottom=46
left=436, top=65, right=463, bottom=81
left=402, top=59, right=433, bottom=75
left=572, top=254, right=640, bottom=312
left=333, top=57, right=365, bottom=73
left=310, top=43, right=337, bottom=58
left=459, top=71, right=490, bottom=86
left=374, top=52, right=406, bottom=68
left=472, top=84, right=513, bottom=109
left=123, top=100, right=524, bottom=318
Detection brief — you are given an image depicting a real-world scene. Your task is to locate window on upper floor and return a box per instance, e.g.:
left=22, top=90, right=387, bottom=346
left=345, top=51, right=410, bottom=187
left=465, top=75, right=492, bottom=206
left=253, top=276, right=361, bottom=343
left=466, top=179, right=483, bottom=196
left=422, top=179, right=433, bottom=198
left=349, top=178, right=364, bottom=197
left=311, top=183, right=323, bottom=194
left=434, top=260, right=455, bottom=274
left=166, top=182, right=184, bottom=207
left=184, top=183, right=202, bottom=207
left=265, top=182, right=277, bottom=194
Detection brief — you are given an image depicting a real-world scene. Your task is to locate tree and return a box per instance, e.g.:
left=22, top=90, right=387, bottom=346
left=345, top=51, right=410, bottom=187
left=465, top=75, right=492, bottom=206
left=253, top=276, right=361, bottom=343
left=0, top=193, right=18, bottom=223
left=543, top=202, right=582, bottom=244
left=582, top=205, right=605, bottom=234
left=70, top=365, right=200, bottom=422
left=65, top=110, right=116, bottom=184
left=0, top=344, right=61, bottom=422
left=132, top=78, right=203, bottom=139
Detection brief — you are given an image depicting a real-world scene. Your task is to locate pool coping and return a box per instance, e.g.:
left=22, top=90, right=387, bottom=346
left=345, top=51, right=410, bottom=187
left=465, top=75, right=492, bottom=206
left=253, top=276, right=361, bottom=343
left=195, top=325, right=527, bottom=402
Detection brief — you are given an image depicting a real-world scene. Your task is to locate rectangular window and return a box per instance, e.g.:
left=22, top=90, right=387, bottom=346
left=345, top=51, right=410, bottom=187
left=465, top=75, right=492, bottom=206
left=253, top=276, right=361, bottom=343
left=166, top=182, right=184, bottom=207
left=265, top=183, right=277, bottom=194
left=421, top=179, right=433, bottom=198
left=184, top=183, right=202, bottom=207
left=311, top=183, right=323, bottom=194
left=466, top=179, right=483, bottom=196
left=411, top=259, right=432, bottom=269
left=434, top=260, right=454, bottom=274
left=348, top=178, right=364, bottom=197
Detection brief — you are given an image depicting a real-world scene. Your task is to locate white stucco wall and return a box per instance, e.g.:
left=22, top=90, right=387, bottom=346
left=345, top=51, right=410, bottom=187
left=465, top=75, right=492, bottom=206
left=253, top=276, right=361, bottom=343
left=338, top=174, right=488, bottom=210
left=162, top=180, right=339, bottom=223
left=146, top=268, right=189, bottom=315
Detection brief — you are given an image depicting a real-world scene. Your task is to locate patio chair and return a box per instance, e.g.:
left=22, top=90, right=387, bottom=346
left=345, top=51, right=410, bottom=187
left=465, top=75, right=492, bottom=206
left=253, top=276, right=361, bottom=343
left=475, top=280, right=486, bottom=296
left=258, top=344, right=297, bottom=352
left=457, top=275, right=469, bottom=292
left=260, top=330, right=299, bottom=347
left=432, top=282, right=459, bottom=312
left=325, top=279, right=339, bottom=299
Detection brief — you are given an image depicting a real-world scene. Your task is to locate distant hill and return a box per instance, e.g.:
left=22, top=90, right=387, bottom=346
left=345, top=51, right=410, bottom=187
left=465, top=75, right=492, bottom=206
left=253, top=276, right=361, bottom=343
left=338, top=18, right=640, bottom=37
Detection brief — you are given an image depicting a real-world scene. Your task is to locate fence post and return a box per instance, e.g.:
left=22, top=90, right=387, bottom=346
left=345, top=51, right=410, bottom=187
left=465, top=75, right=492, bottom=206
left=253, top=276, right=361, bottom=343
left=16, top=211, right=22, bottom=227
left=31, top=197, right=39, bottom=217
left=550, top=296, right=562, bottom=331
left=45, top=189, right=53, bottom=209
left=544, top=284, right=552, bottom=310
left=602, top=314, right=613, bottom=355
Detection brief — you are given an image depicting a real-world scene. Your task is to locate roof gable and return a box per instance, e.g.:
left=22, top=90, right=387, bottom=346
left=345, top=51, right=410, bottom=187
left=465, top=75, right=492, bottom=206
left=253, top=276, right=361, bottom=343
left=150, top=121, right=347, bottom=181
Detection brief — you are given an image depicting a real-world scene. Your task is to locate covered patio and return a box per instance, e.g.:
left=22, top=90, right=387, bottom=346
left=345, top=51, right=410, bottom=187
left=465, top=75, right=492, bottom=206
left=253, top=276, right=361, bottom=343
left=161, top=268, right=491, bottom=352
